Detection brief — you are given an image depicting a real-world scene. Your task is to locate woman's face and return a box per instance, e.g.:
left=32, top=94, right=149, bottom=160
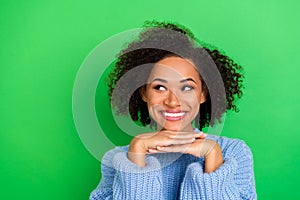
left=142, top=56, right=206, bottom=132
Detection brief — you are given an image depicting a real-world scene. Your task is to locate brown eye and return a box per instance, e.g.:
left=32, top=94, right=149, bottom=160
left=181, top=85, right=194, bottom=91
left=153, top=85, right=167, bottom=91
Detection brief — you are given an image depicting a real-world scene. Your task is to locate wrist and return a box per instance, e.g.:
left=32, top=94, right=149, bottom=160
left=128, top=137, right=147, bottom=167
left=204, top=142, right=223, bottom=173
left=129, top=137, right=147, bottom=154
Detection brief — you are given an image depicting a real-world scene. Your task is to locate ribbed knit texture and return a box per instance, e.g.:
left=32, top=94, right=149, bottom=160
left=90, top=134, right=256, bottom=200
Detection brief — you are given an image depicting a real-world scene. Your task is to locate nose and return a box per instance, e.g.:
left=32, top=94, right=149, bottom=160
left=164, top=91, right=181, bottom=107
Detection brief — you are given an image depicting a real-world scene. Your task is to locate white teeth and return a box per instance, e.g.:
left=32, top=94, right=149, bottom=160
left=162, top=112, right=186, bottom=117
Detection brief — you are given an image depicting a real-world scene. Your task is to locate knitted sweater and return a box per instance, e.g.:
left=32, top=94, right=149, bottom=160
left=90, top=134, right=257, bottom=200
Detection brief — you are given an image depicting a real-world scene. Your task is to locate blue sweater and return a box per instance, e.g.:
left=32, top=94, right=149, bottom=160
left=90, top=134, right=256, bottom=199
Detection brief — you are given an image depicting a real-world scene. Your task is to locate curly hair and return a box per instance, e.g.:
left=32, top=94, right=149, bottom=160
left=107, top=20, right=244, bottom=130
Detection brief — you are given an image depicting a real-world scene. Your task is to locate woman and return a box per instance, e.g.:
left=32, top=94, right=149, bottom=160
left=90, top=21, right=256, bottom=199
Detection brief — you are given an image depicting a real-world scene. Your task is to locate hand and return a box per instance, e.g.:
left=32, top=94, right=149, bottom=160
left=147, top=137, right=214, bottom=158
left=128, top=131, right=206, bottom=167
left=148, top=138, right=223, bottom=173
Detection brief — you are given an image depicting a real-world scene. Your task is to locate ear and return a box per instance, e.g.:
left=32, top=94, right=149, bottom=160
left=199, top=91, right=206, bottom=104
left=140, top=86, right=148, bottom=102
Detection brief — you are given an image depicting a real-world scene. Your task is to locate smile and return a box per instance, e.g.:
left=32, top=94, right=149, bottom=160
left=160, top=111, right=187, bottom=121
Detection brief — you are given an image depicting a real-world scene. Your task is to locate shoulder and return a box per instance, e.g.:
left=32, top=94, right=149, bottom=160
left=101, top=145, right=129, bottom=167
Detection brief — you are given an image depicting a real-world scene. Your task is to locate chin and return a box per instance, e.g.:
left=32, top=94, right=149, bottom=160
left=162, top=122, right=189, bottom=131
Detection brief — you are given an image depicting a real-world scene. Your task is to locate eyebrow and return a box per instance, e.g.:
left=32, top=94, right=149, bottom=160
left=151, top=78, right=167, bottom=83
left=151, top=78, right=196, bottom=83
left=180, top=78, right=196, bottom=83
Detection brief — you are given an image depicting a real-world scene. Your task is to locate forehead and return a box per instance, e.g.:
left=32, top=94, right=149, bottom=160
left=148, top=56, right=200, bottom=81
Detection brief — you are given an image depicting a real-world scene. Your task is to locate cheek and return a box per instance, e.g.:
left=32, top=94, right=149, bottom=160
left=146, top=96, right=163, bottom=109
left=184, top=96, right=201, bottom=112
left=183, top=92, right=202, bottom=104
left=196, top=92, right=205, bottom=103
left=146, top=91, right=165, bottom=102
left=190, top=101, right=201, bottom=110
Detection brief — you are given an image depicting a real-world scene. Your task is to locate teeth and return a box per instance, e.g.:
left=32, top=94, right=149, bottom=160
left=163, top=112, right=186, bottom=117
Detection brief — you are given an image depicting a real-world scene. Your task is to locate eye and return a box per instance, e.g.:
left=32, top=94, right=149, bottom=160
left=181, top=85, right=194, bottom=91
left=153, top=85, right=167, bottom=91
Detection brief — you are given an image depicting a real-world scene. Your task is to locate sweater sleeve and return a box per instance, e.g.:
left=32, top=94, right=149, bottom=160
left=89, top=147, right=163, bottom=200
left=179, top=139, right=257, bottom=200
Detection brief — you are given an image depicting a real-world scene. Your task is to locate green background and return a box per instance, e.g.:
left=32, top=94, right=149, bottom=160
left=1, top=0, right=299, bottom=199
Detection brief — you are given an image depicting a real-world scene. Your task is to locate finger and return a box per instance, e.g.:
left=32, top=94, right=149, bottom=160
left=162, top=130, right=207, bottom=139
left=194, top=132, right=207, bottom=139
left=147, top=148, right=166, bottom=154
left=164, top=132, right=198, bottom=139
left=157, top=144, right=191, bottom=153
left=148, top=138, right=193, bottom=150
left=168, top=137, right=195, bottom=145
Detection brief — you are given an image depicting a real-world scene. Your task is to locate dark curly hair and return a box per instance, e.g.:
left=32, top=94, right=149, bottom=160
left=107, top=20, right=244, bottom=130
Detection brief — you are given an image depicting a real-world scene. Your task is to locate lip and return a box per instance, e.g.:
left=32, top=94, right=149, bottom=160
left=160, top=110, right=187, bottom=121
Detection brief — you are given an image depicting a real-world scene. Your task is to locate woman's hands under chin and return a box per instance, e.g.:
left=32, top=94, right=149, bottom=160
left=128, top=130, right=205, bottom=167
left=148, top=138, right=224, bottom=173
left=128, top=130, right=223, bottom=173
